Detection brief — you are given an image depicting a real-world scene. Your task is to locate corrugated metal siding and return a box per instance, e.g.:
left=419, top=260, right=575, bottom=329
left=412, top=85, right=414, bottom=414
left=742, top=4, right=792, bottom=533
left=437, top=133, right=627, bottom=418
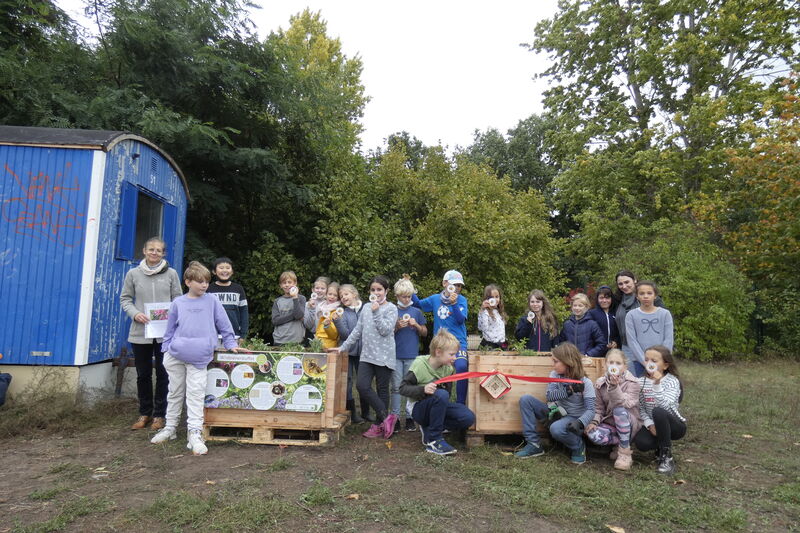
left=87, top=140, right=187, bottom=364
left=0, top=146, right=93, bottom=365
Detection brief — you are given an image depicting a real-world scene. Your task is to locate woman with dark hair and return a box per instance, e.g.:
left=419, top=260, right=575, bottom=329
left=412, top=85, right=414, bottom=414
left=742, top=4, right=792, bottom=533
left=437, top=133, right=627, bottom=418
left=587, top=285, right=621, bottom=357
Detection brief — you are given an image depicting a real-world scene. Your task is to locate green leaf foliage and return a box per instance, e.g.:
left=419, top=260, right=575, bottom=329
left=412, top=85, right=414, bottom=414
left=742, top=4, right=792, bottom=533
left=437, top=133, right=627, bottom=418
left=602, top=222, right=754, bottom=360
left=319, top=145, right=564, bottom=326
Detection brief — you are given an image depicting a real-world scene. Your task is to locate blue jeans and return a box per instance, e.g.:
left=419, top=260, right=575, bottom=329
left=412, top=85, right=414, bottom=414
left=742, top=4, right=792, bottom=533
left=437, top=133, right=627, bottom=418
left=622, top=345, right=646, bottom=377
left=519, top=394, right=583, bottom=452
left=391, top=358, right=415, bottom=416
left=412, top=388, right=475, bottom=443
left=454, top=350, right=468, bottom=404
left=631, top=360, right=646, bottom=377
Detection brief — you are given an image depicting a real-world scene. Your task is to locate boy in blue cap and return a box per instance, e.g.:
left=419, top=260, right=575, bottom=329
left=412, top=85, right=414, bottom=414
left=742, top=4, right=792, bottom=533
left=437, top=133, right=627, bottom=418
left=412, top=270, right=469, bottom=404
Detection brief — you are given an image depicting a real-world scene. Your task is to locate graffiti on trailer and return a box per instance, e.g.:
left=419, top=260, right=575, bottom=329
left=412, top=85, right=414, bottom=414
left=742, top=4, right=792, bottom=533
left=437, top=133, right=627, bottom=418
left=2, top=163, right=85, bottom=247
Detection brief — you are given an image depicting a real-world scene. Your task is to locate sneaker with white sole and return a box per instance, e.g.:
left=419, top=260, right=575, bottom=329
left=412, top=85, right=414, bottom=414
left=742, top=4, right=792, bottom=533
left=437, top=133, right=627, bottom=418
left=150, top=428, right=177, bottom=444
left=425, top=439, right=457, bottom=455
left=187, top=429, right=208, bottom=455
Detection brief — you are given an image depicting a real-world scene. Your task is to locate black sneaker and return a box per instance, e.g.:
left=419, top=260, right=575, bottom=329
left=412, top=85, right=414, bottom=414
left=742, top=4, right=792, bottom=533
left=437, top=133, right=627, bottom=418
left=405, top=418, right=417, bottom=432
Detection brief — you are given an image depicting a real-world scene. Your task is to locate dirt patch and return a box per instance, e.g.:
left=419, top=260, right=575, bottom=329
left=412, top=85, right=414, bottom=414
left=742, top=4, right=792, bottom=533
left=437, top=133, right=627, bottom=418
left=0, top=417, right=561, bottom=532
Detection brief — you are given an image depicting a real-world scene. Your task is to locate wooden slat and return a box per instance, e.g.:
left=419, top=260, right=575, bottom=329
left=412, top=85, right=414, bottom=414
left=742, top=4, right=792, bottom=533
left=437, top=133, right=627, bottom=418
left=466, top=354, right=605, bottom=434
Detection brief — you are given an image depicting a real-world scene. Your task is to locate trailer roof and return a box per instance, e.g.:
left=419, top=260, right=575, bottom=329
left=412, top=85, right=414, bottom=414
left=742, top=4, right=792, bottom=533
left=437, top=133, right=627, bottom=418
left=0, top=125, right=189, bottom=198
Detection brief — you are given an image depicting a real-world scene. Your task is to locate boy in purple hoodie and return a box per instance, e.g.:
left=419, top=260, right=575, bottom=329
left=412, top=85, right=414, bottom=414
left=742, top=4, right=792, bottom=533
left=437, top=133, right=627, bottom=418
left=150, top=261, right=243, bottom=455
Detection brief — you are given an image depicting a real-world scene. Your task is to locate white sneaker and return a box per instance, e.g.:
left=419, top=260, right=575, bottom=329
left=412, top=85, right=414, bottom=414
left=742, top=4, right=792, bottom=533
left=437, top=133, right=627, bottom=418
left=187, top=429, right=208, bottom=455
left=150, top=428, right=177, bottom=444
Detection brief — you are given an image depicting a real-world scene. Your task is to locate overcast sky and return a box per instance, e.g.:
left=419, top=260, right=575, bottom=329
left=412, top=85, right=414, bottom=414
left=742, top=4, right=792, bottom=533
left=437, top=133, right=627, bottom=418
left=57, top=0, right=559, bottom=152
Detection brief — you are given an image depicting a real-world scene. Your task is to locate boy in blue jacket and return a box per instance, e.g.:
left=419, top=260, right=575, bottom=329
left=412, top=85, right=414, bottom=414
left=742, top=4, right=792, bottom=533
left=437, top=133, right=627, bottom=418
left=412, top=270, right=469, bottom=404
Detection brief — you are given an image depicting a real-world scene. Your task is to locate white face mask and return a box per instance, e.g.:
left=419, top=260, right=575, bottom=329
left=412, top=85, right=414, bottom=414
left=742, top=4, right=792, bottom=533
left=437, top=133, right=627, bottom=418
left=646, top=361, right=659, bottom=374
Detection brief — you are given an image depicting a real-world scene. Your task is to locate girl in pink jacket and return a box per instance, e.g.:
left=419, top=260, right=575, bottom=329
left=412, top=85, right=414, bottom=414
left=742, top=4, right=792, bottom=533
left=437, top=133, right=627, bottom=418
left=585, top=349, right=643, bottom=470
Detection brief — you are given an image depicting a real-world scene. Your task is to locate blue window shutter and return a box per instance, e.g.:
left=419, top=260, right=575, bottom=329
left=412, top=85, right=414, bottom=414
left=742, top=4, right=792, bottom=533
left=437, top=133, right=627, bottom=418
left=116, top=181, right=138, bottom=260
left=162, top=202, right=178, bottom=266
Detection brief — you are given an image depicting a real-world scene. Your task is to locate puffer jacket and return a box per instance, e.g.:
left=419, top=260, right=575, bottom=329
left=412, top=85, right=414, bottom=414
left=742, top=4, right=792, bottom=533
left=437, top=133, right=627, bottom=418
left=592, top=370, right=643, bottom=437
left=556, top=314, right=605, bottom=357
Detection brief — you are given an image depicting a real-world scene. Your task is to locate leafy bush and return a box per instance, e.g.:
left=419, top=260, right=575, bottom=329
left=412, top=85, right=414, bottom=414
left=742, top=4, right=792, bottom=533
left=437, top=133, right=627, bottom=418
left=239, top=232, right=312, bottom=339
left=602, top=222, right=754, bottom=360
left=319, top=146, right=565, bottom=327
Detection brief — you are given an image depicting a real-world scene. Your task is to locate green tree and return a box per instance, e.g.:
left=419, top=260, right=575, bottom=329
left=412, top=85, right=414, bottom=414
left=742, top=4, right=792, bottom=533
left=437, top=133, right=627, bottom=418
left=533, top=0, right=799, bottom=279
left=601, top=222, right=754, bottom=360
left=318, top=145, right=564, bottom=327
left=464, top=114, right=560, bottom=193
left=694, top=79, right=800, bottom=353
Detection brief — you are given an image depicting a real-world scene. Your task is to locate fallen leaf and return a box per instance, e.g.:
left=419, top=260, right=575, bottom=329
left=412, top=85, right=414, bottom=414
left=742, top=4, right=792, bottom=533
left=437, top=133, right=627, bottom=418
left=684, top=458, right=694, bottom=463
left=794, top=442, right=800, bottom=446
left=741, top=434, right=753, bottom=439
left=94, top=466, right=110, bottom=473
left=385, top=441, right=394, bottom=450
left=605, top=525, right=625, bottom=533
left=169, top=454, right=184, bottom=459
left=500, top=451, right=514, bottom=456
left=674, top=479, right=686, bottom=485
left=206, top=480, right=216, bottom=485
left=345, top=493, right=360, bottom=500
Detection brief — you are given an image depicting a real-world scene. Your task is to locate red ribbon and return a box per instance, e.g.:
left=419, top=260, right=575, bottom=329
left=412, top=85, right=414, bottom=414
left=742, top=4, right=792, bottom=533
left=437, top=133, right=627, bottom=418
left=434, top=371, right=582, bottom=385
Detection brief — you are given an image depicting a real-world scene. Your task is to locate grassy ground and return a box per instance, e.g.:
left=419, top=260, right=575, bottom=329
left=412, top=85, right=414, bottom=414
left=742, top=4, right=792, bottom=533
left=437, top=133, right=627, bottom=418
left=1, top=359, right=798, bottom=532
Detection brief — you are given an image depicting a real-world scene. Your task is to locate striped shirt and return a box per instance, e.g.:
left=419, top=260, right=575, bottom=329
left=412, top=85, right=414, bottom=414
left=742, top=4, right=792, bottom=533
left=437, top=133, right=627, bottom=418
left=639, top=373, right=685, bottom=427
left=546, top=373, right=596, bottom=427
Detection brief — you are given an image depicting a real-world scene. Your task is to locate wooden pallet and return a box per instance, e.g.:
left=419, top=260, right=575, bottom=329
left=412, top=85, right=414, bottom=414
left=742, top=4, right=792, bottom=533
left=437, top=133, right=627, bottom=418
left=203, top=351, right=350, bottom=447
left=465, top=353, right=605, bottom=448
left=204, top=413, right=349, bottom=446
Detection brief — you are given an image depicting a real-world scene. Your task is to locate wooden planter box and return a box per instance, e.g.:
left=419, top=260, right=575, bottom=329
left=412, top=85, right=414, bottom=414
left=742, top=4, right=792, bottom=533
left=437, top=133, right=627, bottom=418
left=203, top=351, right=349, bottom=446
left=465, top=351, right=605, bottom=447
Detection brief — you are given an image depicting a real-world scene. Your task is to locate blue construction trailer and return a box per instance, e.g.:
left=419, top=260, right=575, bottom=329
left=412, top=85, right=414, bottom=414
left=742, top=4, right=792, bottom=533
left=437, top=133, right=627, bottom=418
left=0, top=126, right=189, bottom=370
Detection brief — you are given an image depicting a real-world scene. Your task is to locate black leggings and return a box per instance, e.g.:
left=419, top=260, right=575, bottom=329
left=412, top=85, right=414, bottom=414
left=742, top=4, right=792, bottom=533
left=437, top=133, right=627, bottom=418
left=132, top=341, right=168, bottom=418
left=356, top=361, right=392, bottom=424
left=634, top=407, right=687, bottom=451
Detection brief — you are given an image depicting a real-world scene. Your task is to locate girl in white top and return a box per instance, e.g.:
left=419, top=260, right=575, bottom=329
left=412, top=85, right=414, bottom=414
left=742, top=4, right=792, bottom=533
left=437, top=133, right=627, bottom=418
left=477, top=284, right=508, bottom=350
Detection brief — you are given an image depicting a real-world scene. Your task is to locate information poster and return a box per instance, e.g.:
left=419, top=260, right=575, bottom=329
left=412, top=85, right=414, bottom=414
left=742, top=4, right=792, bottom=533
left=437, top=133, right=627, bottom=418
left=144, top=302, right=171, bottom=339
left=205, top=351, right=327, bottom=412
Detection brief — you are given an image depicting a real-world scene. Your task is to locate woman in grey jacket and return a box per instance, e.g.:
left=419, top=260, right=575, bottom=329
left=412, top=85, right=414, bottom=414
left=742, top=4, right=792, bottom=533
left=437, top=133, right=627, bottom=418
left=119, top=237, right=182, bottom=430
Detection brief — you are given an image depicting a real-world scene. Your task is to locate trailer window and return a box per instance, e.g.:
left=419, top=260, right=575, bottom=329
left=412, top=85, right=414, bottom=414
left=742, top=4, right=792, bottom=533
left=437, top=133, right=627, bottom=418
left=134, top=193, right=163, bottom=259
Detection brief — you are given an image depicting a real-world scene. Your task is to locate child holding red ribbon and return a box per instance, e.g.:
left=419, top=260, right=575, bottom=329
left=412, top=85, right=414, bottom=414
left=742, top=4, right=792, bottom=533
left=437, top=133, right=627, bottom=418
left=516, top=342, right=595, bottom=463
left=399, top=330, right=475, bottom=455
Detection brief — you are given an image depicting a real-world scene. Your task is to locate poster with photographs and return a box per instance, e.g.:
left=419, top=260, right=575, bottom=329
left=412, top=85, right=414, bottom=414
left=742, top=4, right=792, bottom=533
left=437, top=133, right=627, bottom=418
left=205, top=351, right=327, bottom=412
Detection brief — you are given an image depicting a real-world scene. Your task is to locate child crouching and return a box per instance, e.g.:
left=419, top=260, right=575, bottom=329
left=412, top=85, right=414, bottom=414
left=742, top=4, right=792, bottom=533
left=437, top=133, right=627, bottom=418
left=516, top=342, right=595, bottom=464
left=399, top=330, right=475, bottom=455
left=584, top=349, right=642, bottom=471
left=151, top=262, right=244, bottom=455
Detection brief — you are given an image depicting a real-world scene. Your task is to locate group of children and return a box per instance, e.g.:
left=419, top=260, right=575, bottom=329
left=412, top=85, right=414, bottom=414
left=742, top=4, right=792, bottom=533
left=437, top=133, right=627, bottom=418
left=516, top=342, right=685, bottom=474
left=129, top=249, right=685, bottom=471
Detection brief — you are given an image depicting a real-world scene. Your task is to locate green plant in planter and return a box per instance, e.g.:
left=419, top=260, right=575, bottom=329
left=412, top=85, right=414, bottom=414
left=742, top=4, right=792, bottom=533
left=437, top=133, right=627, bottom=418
left=508, top=338, right=528, bottom=352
